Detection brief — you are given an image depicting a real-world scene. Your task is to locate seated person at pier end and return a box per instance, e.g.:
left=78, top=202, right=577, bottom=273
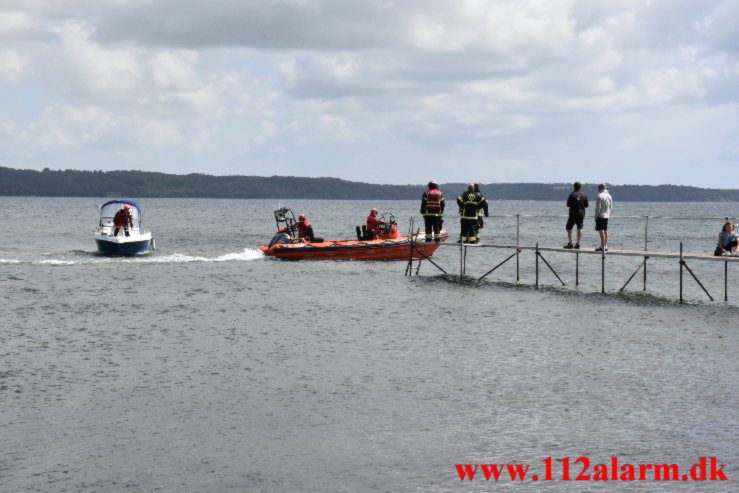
left=715, top=221, right=739, bottom=256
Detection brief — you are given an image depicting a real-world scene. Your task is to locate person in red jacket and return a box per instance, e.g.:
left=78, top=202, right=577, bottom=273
left=296, top=214, right=323, bottom=243
left=112, top=204, right=133, bottom=237
left=420, top=180, right=445, bottom=242
left=365, top=208, right=385, bottom=239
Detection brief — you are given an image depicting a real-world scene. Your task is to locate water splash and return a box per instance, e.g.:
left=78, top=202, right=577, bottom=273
left=0, top=248, right=264, bottom=265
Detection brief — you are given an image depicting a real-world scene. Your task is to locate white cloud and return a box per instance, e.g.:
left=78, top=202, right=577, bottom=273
left=0, top=49, right=28, bottom=83
left=0, top=1, right=736, bottom=185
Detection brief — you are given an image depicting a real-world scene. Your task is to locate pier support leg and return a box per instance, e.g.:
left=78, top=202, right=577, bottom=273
left=516, top=215, right=520, bottom=281
left=575, top=252, right=579, bottom=287
left=678, top=242, right=714, bottom=302
left=537, top=252, right=566, bottom=286
left=680, top=241, right=685, bottom=304
left=725, top=261, right=729, bottom=302
left=414, top=243, right=447, bottom=275
left=535, top=243, right=539, bottom=288
left=459, top=242, right=463, bottom=279
left=619, top=257, right=647, bottom=292
left=601, top=250, right=605, bottom=294
left=478, top=251, right=518, bottom=281
left=643, top=257, right=648, bottom=291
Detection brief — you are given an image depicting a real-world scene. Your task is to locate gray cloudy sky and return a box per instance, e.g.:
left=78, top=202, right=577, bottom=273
left=1, top=0, right=737, bottom=186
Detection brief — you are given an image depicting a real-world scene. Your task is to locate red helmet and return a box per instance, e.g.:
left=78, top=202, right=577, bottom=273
left=123, top=204, right=130, bottom=210
left=370, top=208, right=378, bottom=214
left=298, top=214, right=305, bottom=221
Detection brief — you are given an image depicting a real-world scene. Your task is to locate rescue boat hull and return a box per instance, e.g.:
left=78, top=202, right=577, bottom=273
left=260, top=232, right=448, bottom=260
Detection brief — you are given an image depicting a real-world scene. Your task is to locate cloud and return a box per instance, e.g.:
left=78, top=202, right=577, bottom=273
left=0, top=1, right=737, bottom=186
left=0, top=49, right=29, bottom=83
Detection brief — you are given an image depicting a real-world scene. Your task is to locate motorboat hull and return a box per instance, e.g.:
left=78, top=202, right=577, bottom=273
left=260, top=232, right=448, bottom=260
left=95, top=233, right=154, bottom=256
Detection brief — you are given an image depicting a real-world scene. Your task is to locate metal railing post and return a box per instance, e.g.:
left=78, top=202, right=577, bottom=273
left=516, top=214, right=520, bottom=281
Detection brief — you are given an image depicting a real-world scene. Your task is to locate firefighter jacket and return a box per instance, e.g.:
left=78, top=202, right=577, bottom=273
left=457, top=191, right=484, bottom=220
left=477, top=194, right=489, bottom=218
left=421, top=189, right=445, bottom=216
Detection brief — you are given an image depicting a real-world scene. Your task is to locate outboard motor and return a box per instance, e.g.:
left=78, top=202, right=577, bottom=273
left=268, top=232, right=292, bottom=248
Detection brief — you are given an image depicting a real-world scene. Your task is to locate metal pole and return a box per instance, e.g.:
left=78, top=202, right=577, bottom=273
left=516, top=215, right=520, bottom=281
left=405, top=219, right=414, bottom=276
left=575, top=252, right=579, bottom=287
left=459, top=241, right=463, bottom=279
left=478, top=251, right=518, bottom=281
left=601, top=248, right=605, bottom=294
left=643, top=216, right=649, bottom=291
left=725, top=261, right=729, bottom=302
left=680, top=241, right=685, bottom=303
left=463, top=245, right=467, bottom=275
left=644, top=216, right=649, bottom=251
left=643, top=257, right=648, bottom=291
left=535, top=242, right=539, bottom=288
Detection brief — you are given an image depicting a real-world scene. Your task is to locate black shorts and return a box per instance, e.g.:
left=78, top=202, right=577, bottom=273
left=595, top=218, right=608, bottom=231
left=566, top=215, right=584, bottom=230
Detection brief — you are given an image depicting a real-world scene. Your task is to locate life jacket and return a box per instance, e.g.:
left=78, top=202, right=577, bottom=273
left=297, top=220, right=312, bottom=239
left=422, top=189, right=443, bottom=216
left=114, top=209, right=132, bottom=227
left=367, top=215, right=382, bottom=232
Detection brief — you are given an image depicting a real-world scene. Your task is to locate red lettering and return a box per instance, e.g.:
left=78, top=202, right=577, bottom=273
left=709, top=457, right=728, bottom=481
left=653, top=464, right=678, bottom=480
left=575, top=457, right=590, bottom=480
left=592, top=464, right=608, bottom=481
left=543, top=457, right=553, bottom=481
left=479, top=464, right=505, bottom=481
left=506, top=464, right=529, bottom=481
left=639, top=464, right=652, bottom=480
left=620, top=464, right=636, bottom=481
left=455, top=465, right=477, bottom=481
left=690, top=457, right=706, bottom=481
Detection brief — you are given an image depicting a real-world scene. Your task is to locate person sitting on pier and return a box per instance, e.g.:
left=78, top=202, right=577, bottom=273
left=715, top=221, right=739, bottom=256
left=296, top=214, right=323, bottom=243
left=112, top=204, right=133, bottom=237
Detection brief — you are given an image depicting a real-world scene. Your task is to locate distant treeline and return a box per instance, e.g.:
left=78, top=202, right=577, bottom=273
left=1, top=166, right=738, bottom=202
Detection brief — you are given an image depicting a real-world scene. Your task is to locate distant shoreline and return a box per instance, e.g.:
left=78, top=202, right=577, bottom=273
left=2, top=166, right=738, bottom=202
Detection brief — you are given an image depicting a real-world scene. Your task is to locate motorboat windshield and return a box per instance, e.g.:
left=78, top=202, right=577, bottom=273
left=99, top=200, right=142, bottom=229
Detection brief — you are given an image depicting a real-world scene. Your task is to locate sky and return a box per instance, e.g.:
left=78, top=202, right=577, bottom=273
left=0, top=1, right=738, bottom=187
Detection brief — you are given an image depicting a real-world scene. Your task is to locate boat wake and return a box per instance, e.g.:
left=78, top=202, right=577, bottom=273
left=0, top=248, right=264, bottom=265
left=141, top=249, right=264, bottom=263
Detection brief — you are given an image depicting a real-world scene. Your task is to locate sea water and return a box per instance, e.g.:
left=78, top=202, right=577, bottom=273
left=1, top=197, right=737, bottom=492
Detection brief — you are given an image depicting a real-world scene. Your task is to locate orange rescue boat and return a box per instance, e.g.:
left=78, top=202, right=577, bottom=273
left=259, top=207, right=447, bottom=260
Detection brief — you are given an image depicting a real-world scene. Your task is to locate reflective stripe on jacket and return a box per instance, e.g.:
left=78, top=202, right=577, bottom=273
left=421, top=189, right=445, bottom=216
left=457, top=192, right=482, bottom=220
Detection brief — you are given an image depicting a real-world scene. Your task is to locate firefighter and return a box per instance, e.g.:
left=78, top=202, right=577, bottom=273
left=457, top=184, right=484, bottom=244
left=420, top=181, right=445, bottom=242
left=112, top=204, right=133, bottom=237
left=296, top=214, right=323, bottom=243
left=473, top=183, right=489, bottom=243
left=366, top=208, right=384, bottom=239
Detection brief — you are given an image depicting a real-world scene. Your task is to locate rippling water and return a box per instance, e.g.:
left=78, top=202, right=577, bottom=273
left=1, top=197, right=737, bottom=492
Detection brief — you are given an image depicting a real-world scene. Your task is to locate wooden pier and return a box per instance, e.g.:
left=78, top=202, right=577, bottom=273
left=404, top=215, right=739, bottom=304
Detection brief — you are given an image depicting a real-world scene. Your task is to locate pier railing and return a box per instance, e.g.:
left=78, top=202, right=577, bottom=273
left=405, top=215, right=739, bottom=304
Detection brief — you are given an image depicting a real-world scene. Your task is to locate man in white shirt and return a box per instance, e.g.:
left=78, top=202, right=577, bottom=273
left=594, top=183, right=613, bottom=252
